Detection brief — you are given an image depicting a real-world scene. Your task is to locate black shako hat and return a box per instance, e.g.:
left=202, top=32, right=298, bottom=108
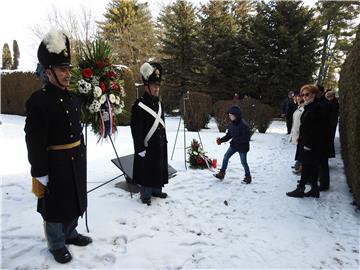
left=37, top=29, right=71, bottom=69
left=140, top=62, right=162, bottom=85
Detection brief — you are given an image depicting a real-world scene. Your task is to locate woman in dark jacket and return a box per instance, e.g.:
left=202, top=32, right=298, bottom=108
left=214, top=106, right=252, bottom=184
left=287, top=84, right=322, bottom=198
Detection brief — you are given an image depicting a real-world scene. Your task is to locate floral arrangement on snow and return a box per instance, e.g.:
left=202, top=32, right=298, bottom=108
left=71, top=40, right=126, bottom=139
left=187, top=139, right=212, bottom=169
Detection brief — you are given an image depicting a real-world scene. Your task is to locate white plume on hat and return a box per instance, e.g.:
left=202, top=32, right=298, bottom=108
left=43, top=28, right=69, bottom=54
left=140, top=62, right=154, bottom=80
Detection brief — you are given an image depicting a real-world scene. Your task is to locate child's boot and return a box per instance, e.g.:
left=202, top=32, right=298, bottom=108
left=214, top=169, right=225, bottom=180
left=242, top=175, right=252, bottom=184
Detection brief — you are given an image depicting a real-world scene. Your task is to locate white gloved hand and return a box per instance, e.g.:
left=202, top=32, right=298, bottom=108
left=138, top=150, right=146, bottom=157
left=303, top=146, right=311, bottom=151
left=37, top=175, right=49, bottom=186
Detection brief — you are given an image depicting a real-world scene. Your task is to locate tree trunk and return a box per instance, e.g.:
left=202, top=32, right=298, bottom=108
left=317, top=19, right=332, bottom=85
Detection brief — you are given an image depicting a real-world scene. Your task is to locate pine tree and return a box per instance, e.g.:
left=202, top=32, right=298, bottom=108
left=1, top=43, right=12, bottom=70
left=198, top=0, right=239, bottom=100
left=315, top=1, right=360, bottom=87
left=12, top=40, right=20, bottom=70
left=98, top=0, right=156, bottom=74
left=157, top=0, right=202, bottom=95
left=246, top=1, right=320, bottom=106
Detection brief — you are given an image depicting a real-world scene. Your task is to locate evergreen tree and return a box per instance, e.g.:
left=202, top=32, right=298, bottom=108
left=12, top=40, right=20, bottom=70
left=98, top=0, right=156, bottom=75
left=229, top=0, right=254, bottom=99
left=198, top=0, right=239, bottom=100
left=246, top=1, right=320, bottom=106
left=315, top=1, right=360, bottom=87
left=1, top=43, right=12, bottom=70
left=157, top=0, right=201, bottom=95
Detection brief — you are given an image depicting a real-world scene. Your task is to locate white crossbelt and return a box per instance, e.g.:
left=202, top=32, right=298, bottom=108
left=138, top=101, right=165, bottom=147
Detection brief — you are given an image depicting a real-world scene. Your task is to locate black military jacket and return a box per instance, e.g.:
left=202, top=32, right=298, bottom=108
left=130, top=92, right=168, bottom=188
left=24, top=83, right=87, bottom=222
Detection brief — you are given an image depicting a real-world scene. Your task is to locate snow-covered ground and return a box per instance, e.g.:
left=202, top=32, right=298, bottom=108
left=1, top=114, right=359, bottom=269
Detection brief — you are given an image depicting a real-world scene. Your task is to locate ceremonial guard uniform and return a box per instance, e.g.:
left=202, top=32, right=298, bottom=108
left=25, top=29, right=91, bottom=264
left=130, top=62, right=168, bottom=205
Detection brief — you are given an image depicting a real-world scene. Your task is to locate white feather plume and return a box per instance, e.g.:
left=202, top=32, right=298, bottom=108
left=43, top=28, right=69, bottom=54
left=140, top=63, right=154, bottom=80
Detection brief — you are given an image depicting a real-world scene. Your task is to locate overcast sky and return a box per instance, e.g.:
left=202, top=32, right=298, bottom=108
left=1, top=0, right=317, bottom=71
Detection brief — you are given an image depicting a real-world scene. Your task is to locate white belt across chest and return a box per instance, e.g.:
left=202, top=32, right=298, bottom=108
left=138, top=101, right=165, bottom=147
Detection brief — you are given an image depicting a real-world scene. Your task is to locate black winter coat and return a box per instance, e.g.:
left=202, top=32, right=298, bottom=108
left=130, top=92, right=168, bottom=188
left=297, top=100, right=322, bottom=165
left=220, top=106, right=250, bottom=153
left=24, top=83, right=87, bottom=222
left=328, top=98, right=339, bottom=158
left=317, top=96, right=334, bottom=158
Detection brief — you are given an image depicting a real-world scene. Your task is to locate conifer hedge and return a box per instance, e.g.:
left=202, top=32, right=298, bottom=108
left=213, top=97, right=275, bottom=134
left=180, top=91, right=212, bottom=132
left=1, top=72, right=41, bottom=115
left=338, top=27, right=360, bottom=208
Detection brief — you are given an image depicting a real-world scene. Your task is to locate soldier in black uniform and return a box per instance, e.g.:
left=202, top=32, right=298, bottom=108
left=130, top=62, right=168, bottom=206
left=24, top=29, right=92, bottom=264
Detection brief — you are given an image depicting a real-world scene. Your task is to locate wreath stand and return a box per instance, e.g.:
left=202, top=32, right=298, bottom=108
left=170, top=91, right=207, bottom=169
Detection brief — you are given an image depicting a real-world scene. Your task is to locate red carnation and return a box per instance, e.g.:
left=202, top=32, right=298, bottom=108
left=111, top=82, right=118, bottom=91
left=100, top=82, right=106, bottom=93
left=82, top=68, right=93, bottom=78
left=96, top=60, right=104, bottom=69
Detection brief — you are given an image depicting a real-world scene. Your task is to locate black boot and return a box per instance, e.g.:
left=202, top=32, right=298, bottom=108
left=141, top=197, right=151, bottom=205
left=152, top=192, right=167, bottom=199
left=242, top=176, right=252, bottom=184
left=50, top=246, right=72, bottom=264
left=286, top=186, right=305, bottom=198
left=66, top=234, right=92, bottom=246
left=304, top=188, right=320, bottom=198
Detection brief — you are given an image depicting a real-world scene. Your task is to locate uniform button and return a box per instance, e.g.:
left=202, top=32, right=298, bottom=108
left=69, top=122, right=72, bottom=126
left=71, top=157, right=74, bottom=160
left=66, top=110, right=69, bottom=114
left=70, top=134, right=74, bottom=138
left=75, top=108, right=78, bottom=111
left=60, top=98, right=63, bottom=102
left=79, top=120, right=81, bottom=124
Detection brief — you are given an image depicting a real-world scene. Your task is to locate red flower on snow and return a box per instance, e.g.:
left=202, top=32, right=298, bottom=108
left=82, top=68, right=93, bottom=78
left=196, top=156, right=204, bottom=165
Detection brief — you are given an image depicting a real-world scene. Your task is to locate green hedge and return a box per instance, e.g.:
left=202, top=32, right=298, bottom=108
left=116, top=66, right=137, bottom=126
left=180, top=91, right=212, bottom=132
left=1, top=71, right=42, bottom=116
left=213, top=97, right=275, bottom=134
left=338, top=27, right=360, bottom=208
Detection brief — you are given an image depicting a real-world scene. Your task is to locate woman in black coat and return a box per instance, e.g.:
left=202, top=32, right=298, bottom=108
left=130, top=62, right=168, bottom=205
left=287, top=84, right=322, bottom=198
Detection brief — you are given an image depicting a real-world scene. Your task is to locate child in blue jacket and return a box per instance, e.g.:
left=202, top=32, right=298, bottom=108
left=215, top=106, right=252, bottom=184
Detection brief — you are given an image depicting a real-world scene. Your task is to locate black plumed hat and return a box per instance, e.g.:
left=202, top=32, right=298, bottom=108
left=140, top=62, right=162, bottom=85
left=37, top=29, right=71, bottom=69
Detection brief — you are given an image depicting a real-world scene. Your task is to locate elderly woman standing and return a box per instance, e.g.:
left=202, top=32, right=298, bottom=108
left=287, top=85, right=322, bottom=198
left=289, top=91, right=304, bottom=173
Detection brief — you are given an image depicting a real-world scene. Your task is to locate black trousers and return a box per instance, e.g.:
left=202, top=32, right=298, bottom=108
left=318, top=158, right=330, bottom=188
left=299, top=163, right=318, bottom=189
left=286, top=117, right=293, bottom=134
